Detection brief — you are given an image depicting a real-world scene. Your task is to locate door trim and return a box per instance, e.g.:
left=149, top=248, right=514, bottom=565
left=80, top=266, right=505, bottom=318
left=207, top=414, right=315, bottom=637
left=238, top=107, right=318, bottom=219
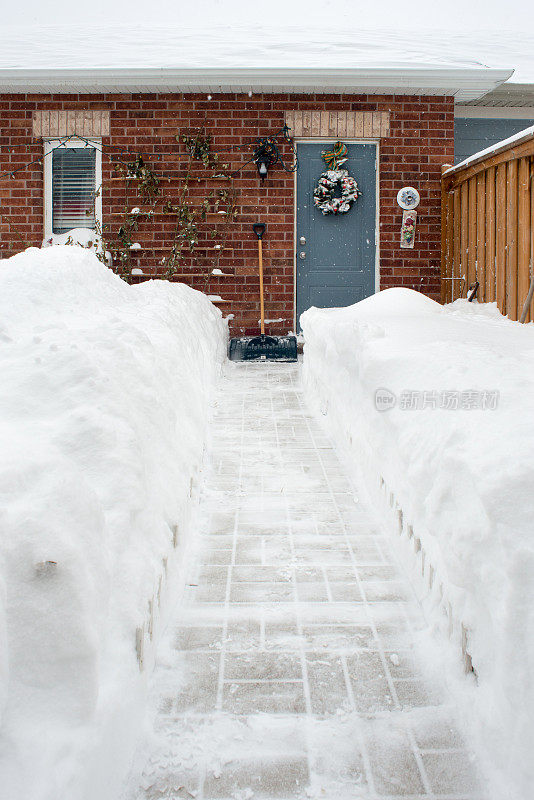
left=292, top=138, right=380, bottom=332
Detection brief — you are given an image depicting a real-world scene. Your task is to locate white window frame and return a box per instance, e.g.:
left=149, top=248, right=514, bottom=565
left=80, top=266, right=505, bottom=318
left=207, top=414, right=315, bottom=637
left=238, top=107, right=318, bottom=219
left=43, top=137, right=102, bottom=238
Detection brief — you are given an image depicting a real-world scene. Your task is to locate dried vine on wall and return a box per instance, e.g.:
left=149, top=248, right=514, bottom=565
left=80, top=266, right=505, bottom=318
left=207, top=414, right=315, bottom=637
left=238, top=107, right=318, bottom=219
left=96, top=127, right=238, bottom=285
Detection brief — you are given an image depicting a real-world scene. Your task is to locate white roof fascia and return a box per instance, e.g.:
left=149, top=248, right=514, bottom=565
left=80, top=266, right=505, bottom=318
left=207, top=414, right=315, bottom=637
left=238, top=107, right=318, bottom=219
left=0, top=66, right=514, bottom=100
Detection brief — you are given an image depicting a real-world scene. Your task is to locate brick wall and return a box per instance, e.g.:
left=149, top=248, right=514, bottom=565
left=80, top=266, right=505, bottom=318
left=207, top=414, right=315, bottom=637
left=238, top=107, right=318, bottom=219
left=0, top=93, right=454, bottom=334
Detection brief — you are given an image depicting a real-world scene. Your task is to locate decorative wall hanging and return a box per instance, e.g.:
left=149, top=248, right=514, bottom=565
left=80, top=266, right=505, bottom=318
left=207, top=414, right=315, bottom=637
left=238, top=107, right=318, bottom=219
left=397, top=186, right=420, bottom=210
left=400, top=210, right=417, bottom=248
left=313, top=141, right=361, bottom=216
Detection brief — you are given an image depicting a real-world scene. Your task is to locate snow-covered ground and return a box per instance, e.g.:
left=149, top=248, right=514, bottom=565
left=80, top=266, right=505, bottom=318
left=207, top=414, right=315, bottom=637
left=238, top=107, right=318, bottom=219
left=0, top=247, right=227, bottom=800
left=121, top=362, right=486, bottom=800
left=301, top=289, right=534, bottom=800
left=2, top=251, right=534, bottom=799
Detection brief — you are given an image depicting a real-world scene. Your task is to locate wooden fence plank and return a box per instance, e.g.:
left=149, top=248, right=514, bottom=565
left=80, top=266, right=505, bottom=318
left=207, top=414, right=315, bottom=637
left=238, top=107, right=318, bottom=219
left=476, top=172, right=486, bottom=301
left=441, top=165, right=450, bottom=303
left=495, top=163, right=507, bottom=314
left=446, top=191, right=454, bottom=303
left=468, top=177, right=477, bottom=290
left=486, top=167, right=496, bottom=302
left=532, top=161, right=534, bottom=322
left=530, top=159, right=534, bottom=322
left=453, top=188, right=461, bottom=300
left=518, top=157, right=531, bottom=321
left=506, top=159, right=518, bottom=318
left=460, top=182, right=469, bottom=296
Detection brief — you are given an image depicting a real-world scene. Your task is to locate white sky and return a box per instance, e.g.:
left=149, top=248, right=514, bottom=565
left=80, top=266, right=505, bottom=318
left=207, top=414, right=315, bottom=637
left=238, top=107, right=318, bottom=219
left=3, top=0, right=533, bottom=30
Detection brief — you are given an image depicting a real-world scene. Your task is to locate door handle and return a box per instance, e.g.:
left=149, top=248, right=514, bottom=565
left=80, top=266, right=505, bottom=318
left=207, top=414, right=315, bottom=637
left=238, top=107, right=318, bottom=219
left=299, top=251, right=306, bottom=259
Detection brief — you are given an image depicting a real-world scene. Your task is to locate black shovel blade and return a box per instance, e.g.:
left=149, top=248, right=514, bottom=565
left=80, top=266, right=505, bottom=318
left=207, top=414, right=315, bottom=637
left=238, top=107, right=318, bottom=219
left=229, top=334, right=298, bottom=362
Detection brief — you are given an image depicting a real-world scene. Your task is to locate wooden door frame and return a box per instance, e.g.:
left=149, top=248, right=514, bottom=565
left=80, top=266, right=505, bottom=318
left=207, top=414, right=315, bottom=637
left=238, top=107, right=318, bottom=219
left=292, top=138, right=380, bottom=332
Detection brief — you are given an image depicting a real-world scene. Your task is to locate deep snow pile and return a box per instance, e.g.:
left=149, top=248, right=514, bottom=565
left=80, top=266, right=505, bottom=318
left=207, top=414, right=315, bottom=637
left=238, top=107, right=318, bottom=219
left=0, top=247, right=226, bottom=800
left=301, top=289, right=534, bottom=800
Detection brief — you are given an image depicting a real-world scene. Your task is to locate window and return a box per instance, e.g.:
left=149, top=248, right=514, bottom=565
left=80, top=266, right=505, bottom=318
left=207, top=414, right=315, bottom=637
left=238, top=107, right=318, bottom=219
left=44, top=138, right=102, bottom=237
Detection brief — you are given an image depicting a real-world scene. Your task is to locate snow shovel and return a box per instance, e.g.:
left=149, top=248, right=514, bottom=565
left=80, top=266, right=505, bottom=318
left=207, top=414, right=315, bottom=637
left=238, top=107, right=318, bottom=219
left=228, top=222, right=297, bottom=362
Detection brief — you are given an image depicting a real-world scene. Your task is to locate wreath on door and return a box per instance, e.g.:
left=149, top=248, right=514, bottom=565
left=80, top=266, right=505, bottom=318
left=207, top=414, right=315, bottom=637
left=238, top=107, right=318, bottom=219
left=313, top=141, right=361, bottom=216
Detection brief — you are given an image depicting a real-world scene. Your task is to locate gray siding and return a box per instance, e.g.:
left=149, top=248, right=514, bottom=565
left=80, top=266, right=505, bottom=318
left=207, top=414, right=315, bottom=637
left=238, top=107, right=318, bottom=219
left=454, top=118, right=534, bottom=164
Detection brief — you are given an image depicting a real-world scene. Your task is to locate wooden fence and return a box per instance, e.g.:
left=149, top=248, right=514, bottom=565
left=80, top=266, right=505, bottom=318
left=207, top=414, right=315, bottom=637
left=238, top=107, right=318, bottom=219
left=441, top=127, right=534, bottom=321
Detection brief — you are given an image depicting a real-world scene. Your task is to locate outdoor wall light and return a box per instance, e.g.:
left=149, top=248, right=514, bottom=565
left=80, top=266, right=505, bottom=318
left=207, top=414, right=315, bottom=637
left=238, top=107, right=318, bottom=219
left=250, top=127, right=298, bottom=183
left=256, top=157, right=269, bottom=179
left=254, top=142, right=276, bottom=181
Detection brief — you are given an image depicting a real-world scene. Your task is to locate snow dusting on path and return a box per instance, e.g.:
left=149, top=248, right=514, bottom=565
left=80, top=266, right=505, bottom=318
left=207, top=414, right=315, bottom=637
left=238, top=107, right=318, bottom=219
left=123, top=362, right=486, bottom=800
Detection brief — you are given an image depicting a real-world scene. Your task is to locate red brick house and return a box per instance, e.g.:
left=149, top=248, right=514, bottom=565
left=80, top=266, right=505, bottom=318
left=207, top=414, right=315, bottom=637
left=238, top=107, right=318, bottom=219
left=0, top=59, right=511, bottom=334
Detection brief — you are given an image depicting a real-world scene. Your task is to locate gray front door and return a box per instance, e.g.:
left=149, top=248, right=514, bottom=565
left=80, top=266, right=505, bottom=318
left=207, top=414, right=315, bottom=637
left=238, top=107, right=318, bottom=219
left=296, top=142, right=377, bottom=328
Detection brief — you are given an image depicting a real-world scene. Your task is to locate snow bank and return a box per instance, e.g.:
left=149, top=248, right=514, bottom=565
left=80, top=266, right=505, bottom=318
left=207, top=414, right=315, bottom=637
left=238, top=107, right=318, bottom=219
left=0, top=247, right=226, bottom=800
left=42, top=228, right=103, bottom=250
left=301, top=289, right=534, bottom=800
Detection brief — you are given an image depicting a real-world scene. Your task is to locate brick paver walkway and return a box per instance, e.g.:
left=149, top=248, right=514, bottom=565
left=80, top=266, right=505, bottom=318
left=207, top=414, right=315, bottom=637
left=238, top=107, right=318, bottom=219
left=124, top=363, right=485, bottom=800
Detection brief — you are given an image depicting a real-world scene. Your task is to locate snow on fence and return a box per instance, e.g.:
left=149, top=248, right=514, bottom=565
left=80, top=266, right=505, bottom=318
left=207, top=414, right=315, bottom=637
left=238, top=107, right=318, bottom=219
left=441, top=125, right=534, bottom=322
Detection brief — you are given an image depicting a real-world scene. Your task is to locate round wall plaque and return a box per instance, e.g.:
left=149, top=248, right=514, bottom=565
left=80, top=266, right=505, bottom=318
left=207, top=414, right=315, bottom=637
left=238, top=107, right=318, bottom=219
left=396, top=186, right=420, bottom=210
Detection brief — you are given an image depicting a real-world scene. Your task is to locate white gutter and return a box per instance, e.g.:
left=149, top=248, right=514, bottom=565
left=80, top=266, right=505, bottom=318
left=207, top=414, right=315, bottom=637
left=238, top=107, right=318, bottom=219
left=0, top=66, right=514, bottom=101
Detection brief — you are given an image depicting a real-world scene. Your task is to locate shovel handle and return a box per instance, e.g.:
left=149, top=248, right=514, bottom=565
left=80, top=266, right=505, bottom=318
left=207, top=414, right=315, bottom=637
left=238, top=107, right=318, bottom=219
left=258, top=238, right=265, bottom=335
left=253, top=223, right=266, bottom=240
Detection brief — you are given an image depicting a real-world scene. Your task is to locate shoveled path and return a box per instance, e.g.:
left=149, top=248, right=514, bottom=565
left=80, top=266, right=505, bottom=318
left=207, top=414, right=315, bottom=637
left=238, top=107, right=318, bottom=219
left=124, top=362, right=486, bottom=800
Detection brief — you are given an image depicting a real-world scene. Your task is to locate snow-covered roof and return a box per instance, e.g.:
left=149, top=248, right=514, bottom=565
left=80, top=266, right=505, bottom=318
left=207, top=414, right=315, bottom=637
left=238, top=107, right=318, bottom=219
left=0, top=26, right=524, bottom=100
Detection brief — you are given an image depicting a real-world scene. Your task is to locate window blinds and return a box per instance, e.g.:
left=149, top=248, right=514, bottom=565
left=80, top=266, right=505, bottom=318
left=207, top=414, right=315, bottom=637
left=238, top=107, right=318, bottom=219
left=52, top=147, right=96, bottom=234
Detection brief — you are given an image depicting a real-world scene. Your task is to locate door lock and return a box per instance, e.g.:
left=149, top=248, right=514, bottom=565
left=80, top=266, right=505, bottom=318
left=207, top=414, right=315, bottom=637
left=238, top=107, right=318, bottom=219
left=299, top=236, right=306, bottom=245
left=299, top=251, right=306, bottom=259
